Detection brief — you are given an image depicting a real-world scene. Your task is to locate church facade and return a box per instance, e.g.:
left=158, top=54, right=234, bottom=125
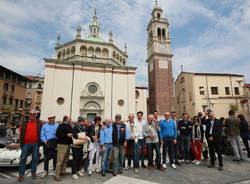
left=41, top=10, right=142, bottom=122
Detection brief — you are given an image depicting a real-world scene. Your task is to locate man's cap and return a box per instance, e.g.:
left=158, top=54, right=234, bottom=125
left=115, top=114, right=121, bottom=118
left=48, top=115, right=56, bottom=119
left=206, top=109, right=212, bottom=114
left=78, top=116, right=84, bottom=121
left=198, top=112, right=203, bottom=116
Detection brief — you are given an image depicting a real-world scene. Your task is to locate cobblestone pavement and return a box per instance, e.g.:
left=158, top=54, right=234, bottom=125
left=1, top=155, right=250, bottom=184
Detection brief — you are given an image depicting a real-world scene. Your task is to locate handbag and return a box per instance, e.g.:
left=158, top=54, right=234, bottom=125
left=72, top=132, right=87, bottom=146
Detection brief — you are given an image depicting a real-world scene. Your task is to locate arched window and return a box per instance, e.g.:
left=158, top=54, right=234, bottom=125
left=157, top=28, right=161, bottom=38
left=162, top=29, right=166, bottom=38
left=71, top=46, right=75, bottom=56
left=80, top=45, right=87, bottom=56
left=57, top=52, right=61, bottom=60
left=157, top=13, right=160, bottom=18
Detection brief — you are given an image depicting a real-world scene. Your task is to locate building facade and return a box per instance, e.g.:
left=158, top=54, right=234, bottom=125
left=146, top=3, right=174, bottom=115
left=174, top=72, right=247, bottom=119
left=135, top=87, right=148, bottom=118
left=0, top=65, right=30, bottom=125
left=41, top=10, right=147, bottom=122
left=25, top=76, right=44, bottom=120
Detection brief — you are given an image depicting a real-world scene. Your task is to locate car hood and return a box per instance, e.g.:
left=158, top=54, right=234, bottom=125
left=0, top=148, right=21, bottom=160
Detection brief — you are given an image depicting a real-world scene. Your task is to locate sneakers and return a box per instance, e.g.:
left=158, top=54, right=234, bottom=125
left=185, top=160, right=190, bottom=164
left=78, top=171, right=84, bottom=176
left=101, top=172, right=106, bottom=177
left=72, top=174, right=79, bottom=180
left=88, top=170, right=92, bottom=176
left=95, top=168, right=100, bottom=173
left=40, top=172, right=48, bottom=179
left=218, top=166, right=224, bottom=171
left=195, top=161, right=201, bottom=165
left=192, top=160, right=197, bottom=163
left=134, top=168, right=139, bottom=173
left=157, top=167, right=165, bottom=172
left=125, top=165, right=131, bottom=170
left=208, top=163, right=215, bottom=168
left=18, top=176, right=23, bottom=182
left=162, top=163, right=167, bottom=169
left=171, top=164, right=177, bottom=169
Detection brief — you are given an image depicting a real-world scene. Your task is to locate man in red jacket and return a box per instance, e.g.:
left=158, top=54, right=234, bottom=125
left=18, top=110, right=43, bottom=182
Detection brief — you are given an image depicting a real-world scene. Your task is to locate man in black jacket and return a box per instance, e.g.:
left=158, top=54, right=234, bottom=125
left=54, top=116, right=73, bottom=181
left=112, top=114, right=128, bottom=176
left=205, top=112, right=223, bottom=171
left=178, top=113, right=192, bottom=164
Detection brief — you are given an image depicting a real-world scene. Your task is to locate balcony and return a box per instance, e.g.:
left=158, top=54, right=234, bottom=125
left=3, top=90, right=8, bottom=96
left=10, top=91, right=14, bottom=97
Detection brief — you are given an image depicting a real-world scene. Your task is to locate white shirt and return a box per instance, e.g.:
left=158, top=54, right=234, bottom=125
left=209, top=119, right=215, bottom=135
left=135, top=119, right=146, bottom=139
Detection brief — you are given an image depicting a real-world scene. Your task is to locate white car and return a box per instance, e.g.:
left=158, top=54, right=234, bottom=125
left=0, top=144, right=44, bottom=167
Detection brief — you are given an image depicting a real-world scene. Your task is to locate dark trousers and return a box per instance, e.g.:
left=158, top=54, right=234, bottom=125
left=208, top=141, right=223, bottom=167
left=137, top=139, right=145, bottom=166
left=71, top=147, right=83, bottom=174
left=181, top=135, right=191, bottom=160
left=242, top=136, right=250, bottom=157
left=43, top=144, right=57, bottom=172
left=147, top=142, right=161, bottom=168
left=162, top=137, right=174, bottom=165
left=127, top=140, right=138, bottom=168
left=174, top=136, right=181, bottom=161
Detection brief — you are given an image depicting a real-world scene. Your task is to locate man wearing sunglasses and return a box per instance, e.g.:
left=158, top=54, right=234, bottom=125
left=18, top=110, right=43, bottom=182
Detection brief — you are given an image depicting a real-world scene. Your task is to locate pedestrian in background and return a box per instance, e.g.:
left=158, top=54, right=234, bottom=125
left=238, top=114, right=250, bottom=158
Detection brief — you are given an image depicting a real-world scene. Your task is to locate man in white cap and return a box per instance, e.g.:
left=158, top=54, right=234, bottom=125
left=40, top=115, right=59, bottom=178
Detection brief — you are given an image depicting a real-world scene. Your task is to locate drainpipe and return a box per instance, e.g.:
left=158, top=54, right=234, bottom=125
left=70, top=62, right=75, bottom=118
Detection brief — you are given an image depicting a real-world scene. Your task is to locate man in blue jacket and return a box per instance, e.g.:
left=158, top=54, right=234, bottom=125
left=160, top=112, right=177, bottom=169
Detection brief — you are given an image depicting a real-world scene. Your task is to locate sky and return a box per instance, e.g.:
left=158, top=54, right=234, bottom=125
left=0, top=0, right=250, bottom=87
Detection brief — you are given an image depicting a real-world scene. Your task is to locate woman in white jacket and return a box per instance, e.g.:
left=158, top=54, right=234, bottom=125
left=191, top=116, right=204, bottom=165
left=125, top=114, right=140, bottom=173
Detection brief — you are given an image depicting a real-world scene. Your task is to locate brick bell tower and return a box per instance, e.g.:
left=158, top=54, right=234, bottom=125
left=146, top=2, right=174, bottom=115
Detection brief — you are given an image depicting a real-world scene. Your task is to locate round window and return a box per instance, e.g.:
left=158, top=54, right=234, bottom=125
left=57, top=97, right=64, bottom=105
left=118, top=99, right=124, bottom=106
left=88, top=84, right=98, bottom=94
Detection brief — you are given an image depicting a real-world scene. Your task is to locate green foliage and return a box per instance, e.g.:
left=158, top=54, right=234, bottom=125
left=229, top=103, right=238, bottom=112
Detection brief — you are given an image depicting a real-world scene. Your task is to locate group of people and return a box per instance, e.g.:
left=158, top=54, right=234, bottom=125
left=15, top=109, right=249, bottom=182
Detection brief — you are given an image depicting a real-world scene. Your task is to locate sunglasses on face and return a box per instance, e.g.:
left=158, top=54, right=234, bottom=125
left=29, top=113, right=36, bottom=115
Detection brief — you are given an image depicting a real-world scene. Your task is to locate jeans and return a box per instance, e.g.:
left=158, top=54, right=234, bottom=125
left=89, top=142, right=101, bottom=170
left=127, top=140, right=138, bottom=168
left=242, top=136, right=250, bottom=157
left=162, top=137, right=174, bottom=165
left=113, top=145, right=125, bottom=173
left=43, top=144, right=57, bottom=172
left=181, top=135, right=191, bottom=160
left=101, top=144, right=113, bottom=172
left=208, top=140, right=223, bottom=166
left=231, top=135, right=244, bottom=160
left=71, top=147, right=83, bottom=174
left=147, top=142, right=161, bottom=168
left=137, top=139, right=145, bottom=166
left=19, top=143, right=39, bottom=176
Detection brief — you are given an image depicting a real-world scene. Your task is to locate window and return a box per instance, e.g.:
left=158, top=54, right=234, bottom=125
left=35, top=106, right=40, bottom=111
left=157, top=28, right=161, bottom=38
left=88, top=84, right=98, bottom=94
left=157, top=13, right=160, bottom=18
left=0, top=72, right=3, bottom=79
left=211, top=87, right=218, bottom=95
left=162, top=29, right=166, bottom=38
left=15, top=99, right=18, bottom=107
left=57, top=97, right=64, bottom=105
left=12, top=75, right=16, bottom=83
left=225, top=87, right=230, bottom=95
left=2, top=97, right=6, bottom=105
left=189, top=92, right=192, bottom=101
left=118, top=99, right=124, bottom=106
left=177, top=96, right=180, bottom=104
left=136, top=90, right=140, bottom=99
left=3, top=83, right=8, bottom=91
left=10, top=85, right=15, bottom=93
left=5, top=72, right=10, bottom=80
left=20, top=100, right=23, bottom=108
left=199, top=86, right=205, bottom=95
left=9, top=98, right=13, bottom=105
left=234, top=87, right=239, bottom=95
left=38, top=83, right=42, bottom=89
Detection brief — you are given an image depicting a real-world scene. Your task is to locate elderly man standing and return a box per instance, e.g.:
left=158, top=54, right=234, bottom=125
left=112, top=114, right=128, bottom=176
left=40, top=115, right=59, bottom=178
left=18, top=110, right=43, bottom=182
left=143, top=114, right=165, bottom=171
left=100, top=118, right=113, bottom=176
left=160, top=112, right=177, bottom=169
left=225, top=110, right=244, bottom=162
left=54, top=116, right=73, bottom=181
